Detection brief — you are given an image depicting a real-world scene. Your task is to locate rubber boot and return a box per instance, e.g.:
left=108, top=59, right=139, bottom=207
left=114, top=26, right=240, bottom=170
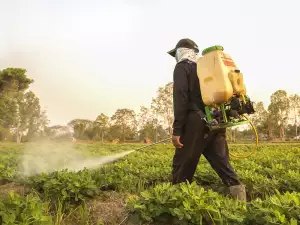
left=229, top=184, right=247, bottom=201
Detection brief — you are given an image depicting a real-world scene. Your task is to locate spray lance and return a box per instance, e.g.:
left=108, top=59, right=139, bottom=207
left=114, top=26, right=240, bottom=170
left=131, top=137, right=172, bottom=152
left=125, top=113, right=257, bottom=159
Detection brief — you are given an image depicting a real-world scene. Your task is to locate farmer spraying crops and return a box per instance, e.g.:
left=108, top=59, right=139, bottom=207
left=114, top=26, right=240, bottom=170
left=168, top=38, right=246, bottom=201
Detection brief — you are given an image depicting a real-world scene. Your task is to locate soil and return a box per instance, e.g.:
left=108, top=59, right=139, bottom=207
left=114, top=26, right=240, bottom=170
left=89, top=192, right=128, bottom=225
left=0, top=182, right=29, bottom=199
left=61, top=191, right=135, bottom=225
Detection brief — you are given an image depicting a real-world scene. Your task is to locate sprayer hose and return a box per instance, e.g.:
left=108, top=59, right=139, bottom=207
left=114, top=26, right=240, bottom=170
left=229, top=114, right=258, bottom=159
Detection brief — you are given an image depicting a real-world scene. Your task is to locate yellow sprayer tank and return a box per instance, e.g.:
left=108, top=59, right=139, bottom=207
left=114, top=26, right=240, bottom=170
left=196, top=46, right=246, bottom=106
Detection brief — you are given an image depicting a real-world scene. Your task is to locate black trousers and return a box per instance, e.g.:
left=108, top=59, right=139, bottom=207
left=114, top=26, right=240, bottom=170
left=172, top=111, right=241, bottom=187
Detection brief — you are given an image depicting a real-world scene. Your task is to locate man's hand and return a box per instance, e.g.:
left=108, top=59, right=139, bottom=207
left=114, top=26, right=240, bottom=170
left=172, top=135, right=183, bottom=148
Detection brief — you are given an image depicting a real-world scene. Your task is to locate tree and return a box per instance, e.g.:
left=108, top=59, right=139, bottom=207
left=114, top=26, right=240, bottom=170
left=251, top=101, right=270, bottom=139
left=252, top=102, right=267, bottom=126
left=37, top=110, right=50, bottom=138
left=0, top=94, right=18, bottom=131
left=286, top=124, right=300, bottom=139
left=0, top=68, right=33, bottom=93
left=289, top=94, right=300, bottom=137
left=110, top=108, right=137, bottom=142
left=138, top=106, right=154, bottom=140
left=0, top=68, right=34, bottom=140
left=68, top=119, right=93, bottom=140
left=137, top=106, right=168, bottom=142
left=94, top=113, right=109, bottom=143
left=138, top=121, right=168, bottom=142
left=264, top=109, right=279, bottom=140
left=12, top=91, right=49, bottom=143
left=138, top=106, right=152, bottom=128
left=151, top=82, right=174, bottom=137
left=107, top=124, right=123, bottom=142
left=47, top=125, right=74, bottom=141
left=268, top=90, right=290, bottom=140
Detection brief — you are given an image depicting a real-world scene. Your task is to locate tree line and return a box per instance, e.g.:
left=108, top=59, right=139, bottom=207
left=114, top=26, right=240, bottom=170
left=59, top=82, right=174, bottom=143
left=249, top=90, right=300, bottom=141
left=1, top=67, right=299, bottom=143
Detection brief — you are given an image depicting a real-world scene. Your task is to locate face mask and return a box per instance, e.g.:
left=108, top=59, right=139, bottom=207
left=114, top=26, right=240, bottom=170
left=175, top=47, right=198, bottom=63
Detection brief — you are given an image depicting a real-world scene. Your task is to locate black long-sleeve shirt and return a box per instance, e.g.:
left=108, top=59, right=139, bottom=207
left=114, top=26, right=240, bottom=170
left=172, top=59, right=205, bottom=136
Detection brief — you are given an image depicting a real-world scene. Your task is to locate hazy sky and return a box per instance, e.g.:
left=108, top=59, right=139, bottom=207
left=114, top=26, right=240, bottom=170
left=1, top=0, right=299, bottom=126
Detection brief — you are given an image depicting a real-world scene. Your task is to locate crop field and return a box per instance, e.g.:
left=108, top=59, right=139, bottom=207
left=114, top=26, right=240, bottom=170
left=0, top=142, right=300, bottom=225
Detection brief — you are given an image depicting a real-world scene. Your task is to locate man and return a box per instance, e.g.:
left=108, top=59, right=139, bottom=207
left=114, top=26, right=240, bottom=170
left=168, top=38, right=246, bottom=201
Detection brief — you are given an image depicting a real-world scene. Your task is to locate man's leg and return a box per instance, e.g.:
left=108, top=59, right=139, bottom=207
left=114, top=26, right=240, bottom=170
left=202, top=130, right=241, bottom=186
left=172, top=112, right=207, bottom=185
left=202, top=129, right=246, bottom=200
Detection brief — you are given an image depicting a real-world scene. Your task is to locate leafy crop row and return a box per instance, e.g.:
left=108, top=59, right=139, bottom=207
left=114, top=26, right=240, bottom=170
left=127, top=182, right=300, bottom=225
left=17, top=143, right=300, bottom=204
left=0, top=192, right=52, bottom=225
left=1, top=142, right=300, bottom=224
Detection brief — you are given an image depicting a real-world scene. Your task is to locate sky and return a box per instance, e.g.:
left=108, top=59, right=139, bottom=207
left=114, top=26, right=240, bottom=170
left=0, top=0, right=299, bottom=126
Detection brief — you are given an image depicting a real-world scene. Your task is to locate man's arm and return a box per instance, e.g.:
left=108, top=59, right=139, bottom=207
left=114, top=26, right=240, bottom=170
left=172, top=63, right=189, bottom=137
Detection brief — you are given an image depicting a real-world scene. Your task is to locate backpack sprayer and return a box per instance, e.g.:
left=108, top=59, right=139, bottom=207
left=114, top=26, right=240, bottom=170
left=196, top=45, right=258, bottom=158
left=134, top=45, right=258, bottom=159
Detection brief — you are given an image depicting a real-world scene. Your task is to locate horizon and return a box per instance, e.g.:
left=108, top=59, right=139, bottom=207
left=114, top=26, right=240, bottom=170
left=1, top=0, right=299, bottom=126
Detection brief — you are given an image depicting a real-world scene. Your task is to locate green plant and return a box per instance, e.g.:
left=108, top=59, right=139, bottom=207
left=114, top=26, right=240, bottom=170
left=127, top=183, right=300, bottom=225
left=245, top=190, right=300, bottom=225
left=0, top=191, right=53, bottom=225
left=127, top=182, right=247, bottom=225
left=1, top=142, right=300, bottom=225
left=27, top=168, right=99, bottom=205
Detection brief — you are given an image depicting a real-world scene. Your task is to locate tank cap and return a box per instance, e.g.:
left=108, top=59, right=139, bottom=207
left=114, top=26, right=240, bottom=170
left=202, top=45, right=224, bottom=55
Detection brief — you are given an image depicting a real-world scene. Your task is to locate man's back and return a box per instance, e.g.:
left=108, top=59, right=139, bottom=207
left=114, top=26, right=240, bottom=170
left=173, top=59, right=204, bottom=111
left=172, top=59, right=205, bottom=136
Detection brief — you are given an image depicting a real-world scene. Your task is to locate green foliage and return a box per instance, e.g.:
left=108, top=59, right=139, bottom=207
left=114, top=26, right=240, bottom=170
left=268, top=90, right=290, bottom=139
left=127, top=182, right=300, bottom=225
left=94, top=113, right=109, bottom=142
left=138, top=121, right=168, bottom=142
left=137, top=105, right=169, bottom=141
left=289, top=94, right=300, bottom=137
left=246, top=190, right=300, bottom=225
left=0, top=68, right=48, bottom=142
left=13, top=91, right=49, bottom=142
left=26, top=169, right=99, bottom=204
left=110, top=108, right=137, bottom=142
left=0, top=142, right=300, bottom=224
left=68, top=119, right=93, bottom=140
left=0, top=154, right=17, bottom=181
left=1, top=143, right=300, bottom=197
left=151, top=82, right=173, bottom=136
left=0, top=68, right=33, bottom=93
left=0, top=192, right=53, bottom=225
left=127, top=182, right=247, bottom=225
